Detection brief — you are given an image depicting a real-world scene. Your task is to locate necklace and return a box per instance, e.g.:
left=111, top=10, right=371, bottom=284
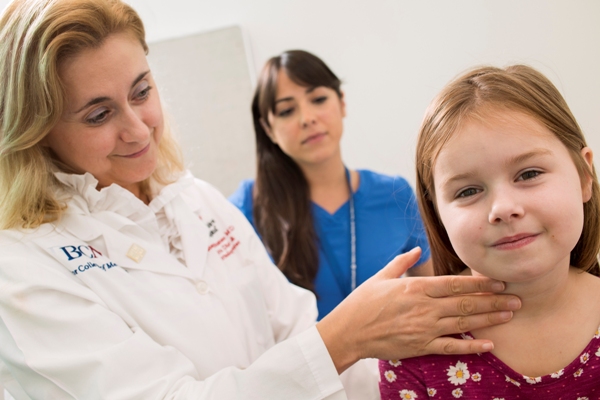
left=345, top=167, right=357, bottom=291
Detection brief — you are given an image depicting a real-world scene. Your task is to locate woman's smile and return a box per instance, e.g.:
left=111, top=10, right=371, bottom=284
left=119, top=143, right=151, bottom=158
left=302, top=132, right=327, bottom=145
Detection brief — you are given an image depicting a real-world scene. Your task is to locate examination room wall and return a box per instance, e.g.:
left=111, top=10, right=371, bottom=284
left=130, top=0, right=599, bottom=191
left=0, top=0, right=598, bottom=194
left=0, top=1, right=599, bottom=396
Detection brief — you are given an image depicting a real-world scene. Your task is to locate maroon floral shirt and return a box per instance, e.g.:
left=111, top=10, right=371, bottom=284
left=379, top=328, right=600, bottom=399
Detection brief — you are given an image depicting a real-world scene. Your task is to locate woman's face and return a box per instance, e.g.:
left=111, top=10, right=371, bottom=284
left=43, top=32, right=163, bottom=199
left=265, top=70, right=345, bottom=168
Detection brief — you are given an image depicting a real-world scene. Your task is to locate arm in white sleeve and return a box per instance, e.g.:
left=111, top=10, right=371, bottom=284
left=0, top=254, right=346, bottom=400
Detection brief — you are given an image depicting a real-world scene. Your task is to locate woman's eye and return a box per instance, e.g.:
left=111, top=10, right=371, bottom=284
left=277, top=107, right=293, bottom=117
left=134, top=84, right=152, bottom=101
left=456, top=187, right=479, bottom=198
left=518, top=170, right=541, bottom=181
left=85, top=108, right=110, bottom=125
left=313, top=96, right=327, bottom=104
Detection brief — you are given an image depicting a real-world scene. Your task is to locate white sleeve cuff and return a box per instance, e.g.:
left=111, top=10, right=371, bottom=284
left=296, top=326, right=346, bottom=399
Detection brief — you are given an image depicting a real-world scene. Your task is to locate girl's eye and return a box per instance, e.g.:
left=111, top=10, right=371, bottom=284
left=518, top=170, right=541, bottom=181
left=456, top=187, right=480, bottom=198
left=313, top=96, right=327, bottom=104
left=85, top=108, right=110, bottom=125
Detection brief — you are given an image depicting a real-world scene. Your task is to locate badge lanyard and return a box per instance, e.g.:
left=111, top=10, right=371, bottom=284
left=347, top=167, right=357, bottom=292
left=316, top=167, right=357, bottom=297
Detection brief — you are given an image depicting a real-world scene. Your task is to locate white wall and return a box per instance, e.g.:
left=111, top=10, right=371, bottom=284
left=147, top=27, right=256, bottom=196
left=1, top=0, right=598, bottom=190
left=126, top=0, right=600, bottom=188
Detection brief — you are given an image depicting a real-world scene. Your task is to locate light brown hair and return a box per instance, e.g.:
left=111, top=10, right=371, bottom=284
left=0, top=0, right=183, bottom=229
left=415, top=65, right=600, bottom=276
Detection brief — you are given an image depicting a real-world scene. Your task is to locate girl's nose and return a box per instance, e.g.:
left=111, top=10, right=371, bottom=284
left=488, top=189, right=524, bottom=224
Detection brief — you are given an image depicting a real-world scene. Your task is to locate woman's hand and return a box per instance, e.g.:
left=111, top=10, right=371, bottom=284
left=316, top=247, right=521, bottom=374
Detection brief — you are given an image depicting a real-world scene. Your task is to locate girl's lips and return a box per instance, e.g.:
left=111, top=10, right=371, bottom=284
left=121, top=144, right=150, bottom=158
left=491, top=233, right=539, bottom=250
left=301, top=132, right=326, bottom=144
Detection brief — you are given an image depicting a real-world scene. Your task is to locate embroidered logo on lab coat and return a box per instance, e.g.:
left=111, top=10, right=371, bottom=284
left=207, top=225, right=240, bottom=260
left=49, top=244, right=120, bottom=276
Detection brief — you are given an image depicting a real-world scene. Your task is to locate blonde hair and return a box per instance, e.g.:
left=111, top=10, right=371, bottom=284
left=0, top=0, right=184, bottom=230
left=415, top=65, right=600, bottom=276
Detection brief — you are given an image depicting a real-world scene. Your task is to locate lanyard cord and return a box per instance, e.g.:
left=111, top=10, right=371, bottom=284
left=345, top=167, right=357, bottom=292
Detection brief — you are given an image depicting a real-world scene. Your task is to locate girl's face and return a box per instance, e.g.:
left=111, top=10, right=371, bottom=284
left=42, top=32, right=163, bottom=200
left=432, top=110, right=593, bottom=283
left=265, top=70, right=346, bottom=168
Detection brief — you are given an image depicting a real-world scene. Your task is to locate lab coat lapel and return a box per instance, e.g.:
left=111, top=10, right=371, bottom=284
left=101, top=231, right=194, bottom=279
left=169, top=196, right=209, bottom=279
left=60, top=212, right=195, bottom=279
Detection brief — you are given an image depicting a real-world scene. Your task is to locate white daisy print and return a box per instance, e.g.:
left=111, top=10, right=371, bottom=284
left=460, top=333, right=473, bottom=340
left=493, top=398, right=505, bottom=400
left=384, top=370, right=397, bottom=383
left=551, top=369, right=564, bottom=378
left=389, top=359, right=402, bottom=367
left=594, top=327, right=600, bottom=339
left=447, top=361, right=470, bottom=385
left=505, top=375, right=521, bottom=387
left=471, top=372, right=481, bottom=382
left=574, top=368, right=583, bottom=378
left=399, top=389, right=417, bottom=399
left=452, top=388, right=463, bottom=398
left=596, top=347, right=600, bottom=357
left=427, top=388, right=437, bottom=397
left=581, top=352, right=590, bottom=364
left=577, top=397, right=589, bottom=400
left=523, top=375, right=541, bottom=384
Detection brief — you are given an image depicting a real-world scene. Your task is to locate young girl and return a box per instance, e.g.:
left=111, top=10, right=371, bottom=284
left=379, top=65, right=600, bottom=398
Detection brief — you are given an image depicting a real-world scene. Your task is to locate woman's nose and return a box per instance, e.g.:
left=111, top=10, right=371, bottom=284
left=119, top=107, right=150, bottom=142
left=299, top=105, right=316, bottom=128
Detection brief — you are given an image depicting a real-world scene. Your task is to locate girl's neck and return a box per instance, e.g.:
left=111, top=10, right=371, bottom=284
left=501, top=265, right=574, bottom=318
left=470, top=265, right=600, bottom=377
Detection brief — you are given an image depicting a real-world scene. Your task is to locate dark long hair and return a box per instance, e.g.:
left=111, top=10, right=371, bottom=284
left=252, top=50, right=342, bottom=291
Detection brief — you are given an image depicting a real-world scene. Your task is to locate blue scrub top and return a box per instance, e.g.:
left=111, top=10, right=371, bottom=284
left=228, top=170, right=431, bottom=319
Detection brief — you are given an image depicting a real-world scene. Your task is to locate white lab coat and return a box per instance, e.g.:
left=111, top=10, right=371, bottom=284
left=0, top=171, right=379, bottom=399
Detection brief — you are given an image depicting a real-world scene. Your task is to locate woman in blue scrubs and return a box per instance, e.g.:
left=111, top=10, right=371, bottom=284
left=230, top=50, right=432, bottom=319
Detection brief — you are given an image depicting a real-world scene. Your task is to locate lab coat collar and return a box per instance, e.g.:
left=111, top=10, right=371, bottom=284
left=53, top=171, right=204, bottom=279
